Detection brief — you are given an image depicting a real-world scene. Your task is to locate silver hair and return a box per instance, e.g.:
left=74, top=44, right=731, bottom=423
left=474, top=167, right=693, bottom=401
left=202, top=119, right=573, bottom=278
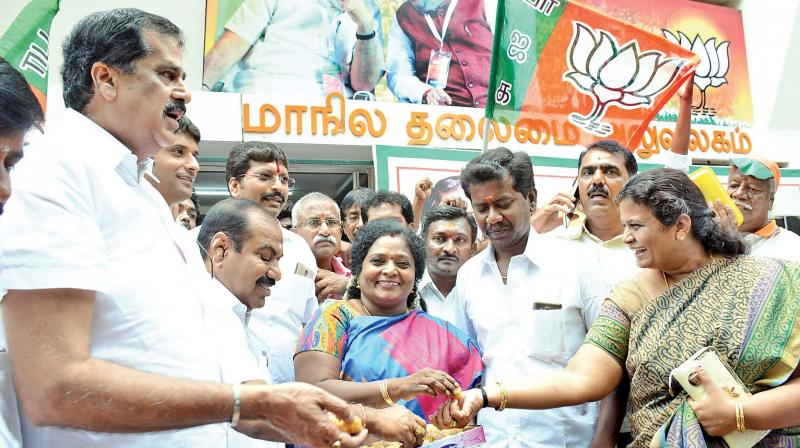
left=291, top=192, right=340, bottom=227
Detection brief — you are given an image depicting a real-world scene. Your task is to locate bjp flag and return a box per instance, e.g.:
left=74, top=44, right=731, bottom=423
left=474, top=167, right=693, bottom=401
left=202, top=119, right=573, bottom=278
left=486, top=0, right=700, bottom=149
left=0, top=0, right=60, bottom=112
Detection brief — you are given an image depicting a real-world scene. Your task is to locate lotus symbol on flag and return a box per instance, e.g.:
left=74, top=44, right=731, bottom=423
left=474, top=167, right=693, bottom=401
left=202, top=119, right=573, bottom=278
left=563, top=22, right=684, bottom=137
left=663, top=30, right=730, bottom=116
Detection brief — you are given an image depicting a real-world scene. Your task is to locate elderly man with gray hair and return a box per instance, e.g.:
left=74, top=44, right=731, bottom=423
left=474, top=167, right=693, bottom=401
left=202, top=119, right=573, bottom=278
left=292, top=192, right=351, bottom=301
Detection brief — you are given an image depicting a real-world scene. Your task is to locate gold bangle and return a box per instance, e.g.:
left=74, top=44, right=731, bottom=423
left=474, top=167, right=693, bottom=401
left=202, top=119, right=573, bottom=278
left=357, top=403, right=368, bottom=429
left=380, top=379, right=394, bottom=406
left=735, top=399, right=746, bottom=432
left=496, top=382, right=508, bottom=412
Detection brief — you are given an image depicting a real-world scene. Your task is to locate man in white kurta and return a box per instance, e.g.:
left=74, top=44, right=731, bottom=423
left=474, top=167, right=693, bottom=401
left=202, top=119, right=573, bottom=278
left=454, top=148, right=604, bottom=447
left=0, top=10, right=364, bottom=448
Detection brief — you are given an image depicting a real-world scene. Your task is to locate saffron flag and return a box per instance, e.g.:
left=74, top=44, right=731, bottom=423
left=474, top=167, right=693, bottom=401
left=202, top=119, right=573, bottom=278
left=0, top=0, right=60, bottom=111
left=486, top=0, right=700, bottom=149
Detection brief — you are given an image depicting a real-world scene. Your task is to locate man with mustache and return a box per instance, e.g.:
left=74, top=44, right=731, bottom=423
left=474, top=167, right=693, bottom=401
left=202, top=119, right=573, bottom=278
left=452, top=147, right=605, bottom=447
left=418, top=206, right=476, bottom=323
left=727, top=157, right=800, bottom=261
left=0, top=9, right=364, bottom=448
left=197, top=198, right=284, bottom=448
left=535, top=140, right=640, bottom=281
left=387, top=0, right=494, bottom=107
left=217, top=141, right=320, bottom=386
left=146, top=116, right=200, bottom=214
left=291, top=192, right=351, bottom=301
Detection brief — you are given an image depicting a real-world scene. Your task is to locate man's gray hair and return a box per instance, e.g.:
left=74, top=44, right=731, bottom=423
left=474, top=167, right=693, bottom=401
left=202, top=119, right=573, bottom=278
left=291, top=192, right=340, bottom=227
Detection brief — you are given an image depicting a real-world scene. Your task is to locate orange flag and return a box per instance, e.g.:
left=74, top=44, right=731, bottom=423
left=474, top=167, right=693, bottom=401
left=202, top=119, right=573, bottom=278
left=486, top=0, right=700, bottom=149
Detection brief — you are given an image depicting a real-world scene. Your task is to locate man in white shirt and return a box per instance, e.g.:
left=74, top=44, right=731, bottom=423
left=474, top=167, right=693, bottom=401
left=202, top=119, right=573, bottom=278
left=197, top=198, right=285, bottom=448
left=203, top=0, right=383, bottom=97
left=220, top=141, right=320, bottom=384
left=0, top=9, right=364, bottom=448
left=418, top=205, right=476, bottom=323
left=453, top=147, right=604, bottom=447
left=0, top=55, right=45, bottom=448
left=534, top=140, right=641, bottom=285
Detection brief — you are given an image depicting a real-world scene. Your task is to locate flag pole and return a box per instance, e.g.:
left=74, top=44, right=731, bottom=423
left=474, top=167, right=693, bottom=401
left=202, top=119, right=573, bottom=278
left=481, top=118, right=491, bottom=153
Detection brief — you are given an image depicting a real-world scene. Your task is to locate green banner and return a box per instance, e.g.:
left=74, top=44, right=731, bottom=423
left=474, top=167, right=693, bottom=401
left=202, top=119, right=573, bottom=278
left=0, top=0, right=60, bottom=107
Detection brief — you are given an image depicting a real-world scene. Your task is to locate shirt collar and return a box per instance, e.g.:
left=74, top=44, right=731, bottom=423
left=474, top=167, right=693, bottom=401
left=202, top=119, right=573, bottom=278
left=206, top=275, right=245, bottom=312
left=482, top=227, right=546, bottom=267
left=419, top=269, right=436, bottom=291
left=754, top=220, right=779, bottom=238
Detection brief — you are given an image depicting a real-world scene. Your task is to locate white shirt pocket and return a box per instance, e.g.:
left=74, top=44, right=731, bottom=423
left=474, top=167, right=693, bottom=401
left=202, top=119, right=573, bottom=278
left=526, top=308, right=567, bottom=363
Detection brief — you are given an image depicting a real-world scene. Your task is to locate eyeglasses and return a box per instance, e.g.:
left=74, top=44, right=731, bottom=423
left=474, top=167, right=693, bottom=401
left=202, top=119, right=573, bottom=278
left=344, top=212, right=361, bottom=224
left=238, top=172, right=296, bottom=187
left=302, top=218, right=342, bottom=229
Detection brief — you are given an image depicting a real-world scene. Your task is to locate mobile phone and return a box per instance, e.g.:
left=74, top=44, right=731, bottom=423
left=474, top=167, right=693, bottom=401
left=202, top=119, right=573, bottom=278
left=563, top=177, right=580, bottom=228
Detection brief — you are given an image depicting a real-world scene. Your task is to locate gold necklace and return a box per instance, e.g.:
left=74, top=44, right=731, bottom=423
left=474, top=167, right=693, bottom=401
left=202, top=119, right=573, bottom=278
left=361, top=300, right=372, bottom=316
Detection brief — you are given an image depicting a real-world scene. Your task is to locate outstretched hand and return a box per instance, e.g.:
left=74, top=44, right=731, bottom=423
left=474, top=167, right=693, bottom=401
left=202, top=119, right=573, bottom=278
left=430, top=388, right=482, bottom=430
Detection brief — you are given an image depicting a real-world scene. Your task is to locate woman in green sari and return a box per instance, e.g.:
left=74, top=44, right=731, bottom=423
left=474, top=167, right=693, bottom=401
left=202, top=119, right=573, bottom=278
left=434, top=168, right=800, bottom=447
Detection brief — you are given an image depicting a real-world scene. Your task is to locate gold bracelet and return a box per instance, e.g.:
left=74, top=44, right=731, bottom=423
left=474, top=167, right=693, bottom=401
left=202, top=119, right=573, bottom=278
left=380, top=379, right=394, bottom=406
left=735, top=399, right=746, bottom=432
left=358, top=403, right=368, bottom=429
left=496, top=382, right=509, bottom=412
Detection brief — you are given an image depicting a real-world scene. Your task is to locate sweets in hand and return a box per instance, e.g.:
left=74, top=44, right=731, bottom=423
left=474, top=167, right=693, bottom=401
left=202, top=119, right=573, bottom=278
left=330, top=414, right=364, bottom=435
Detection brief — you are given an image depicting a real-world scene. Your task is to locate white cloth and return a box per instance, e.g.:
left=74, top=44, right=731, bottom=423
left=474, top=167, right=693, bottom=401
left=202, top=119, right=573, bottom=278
left=546, top=213, right=640, bottom=291
left=224, top=0, right=382, bottom=97
left=0, top=109, right=227, bottom=447
left=418, top=269, right=458, bottom=324
left=454, top=230, right=605, bottom=448
left=746, top=226, right=800, bottom=262
left=0, top=344, right=21, bottom=448
left=386, top=0, right=495, bottom=103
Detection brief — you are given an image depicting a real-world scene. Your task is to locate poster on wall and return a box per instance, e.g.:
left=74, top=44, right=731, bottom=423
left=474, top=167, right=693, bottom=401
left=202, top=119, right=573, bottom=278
left=374, top=145, right=800, bottom=217
left=373, top=144, right=584, bottom=213
left=203, top=0, right=496, bottom=108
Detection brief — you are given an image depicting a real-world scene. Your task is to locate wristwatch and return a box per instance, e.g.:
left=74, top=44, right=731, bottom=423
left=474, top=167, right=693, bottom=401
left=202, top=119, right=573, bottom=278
left=356, top=29, right=376, bottom=40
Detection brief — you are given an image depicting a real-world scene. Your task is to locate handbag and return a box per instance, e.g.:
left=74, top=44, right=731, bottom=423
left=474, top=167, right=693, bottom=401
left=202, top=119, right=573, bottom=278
left=669, top=346, right=769, bottom=448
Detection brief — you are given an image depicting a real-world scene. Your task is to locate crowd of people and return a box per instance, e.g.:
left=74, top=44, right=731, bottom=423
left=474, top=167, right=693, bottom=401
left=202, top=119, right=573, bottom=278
left=1, top=6, right=799, bottom=448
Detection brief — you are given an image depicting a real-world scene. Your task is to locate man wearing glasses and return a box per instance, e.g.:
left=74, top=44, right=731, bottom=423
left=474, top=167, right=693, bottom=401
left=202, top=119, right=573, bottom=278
left=212, top=141, right=319, bottom=387
left=291, top=192, right=351, bottom=301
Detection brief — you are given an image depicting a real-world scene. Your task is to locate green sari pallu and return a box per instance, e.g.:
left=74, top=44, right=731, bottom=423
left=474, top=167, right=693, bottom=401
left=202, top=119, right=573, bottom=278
left=585, top=256, right=800, bottom=448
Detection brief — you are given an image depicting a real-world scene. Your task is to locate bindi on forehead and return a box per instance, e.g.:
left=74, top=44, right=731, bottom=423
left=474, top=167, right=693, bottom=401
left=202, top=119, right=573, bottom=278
left=275, top=162, right=286, bottom=175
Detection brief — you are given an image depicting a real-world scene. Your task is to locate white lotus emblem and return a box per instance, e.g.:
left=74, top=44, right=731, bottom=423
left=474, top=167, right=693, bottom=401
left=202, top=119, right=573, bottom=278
left=563, top=22, right=685, bottom=137
left=663, top=30, right=730, bottom=116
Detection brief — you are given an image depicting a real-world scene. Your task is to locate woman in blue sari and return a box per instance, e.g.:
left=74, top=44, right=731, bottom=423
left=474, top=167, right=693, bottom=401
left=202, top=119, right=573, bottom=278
left=295, top=220, right=484, bottom=442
